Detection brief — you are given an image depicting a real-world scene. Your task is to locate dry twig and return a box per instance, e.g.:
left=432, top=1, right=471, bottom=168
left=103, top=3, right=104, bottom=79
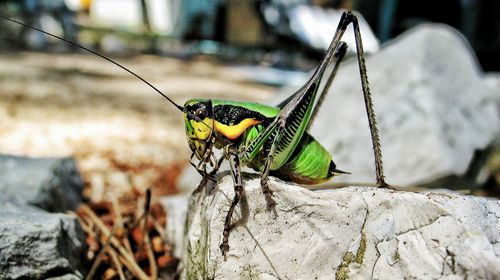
left=80, top=204, right=149, bottom=280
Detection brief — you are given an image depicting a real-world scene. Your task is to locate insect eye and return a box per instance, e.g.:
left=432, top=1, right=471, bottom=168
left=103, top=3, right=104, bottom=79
left=195, top=108, right=207, bottom=120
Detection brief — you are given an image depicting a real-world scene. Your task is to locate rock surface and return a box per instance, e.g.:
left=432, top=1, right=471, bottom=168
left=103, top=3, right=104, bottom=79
left=0, top=154, right=87, bottom=279
left=161, top=194, right=190, bottom=258
left=183, top=174, right=500, bottom=279
left=0, top=154, right=84, bottom=212
left=0, top=209, right=86, bottom=279
left=274, top=24, right=499, bottom=187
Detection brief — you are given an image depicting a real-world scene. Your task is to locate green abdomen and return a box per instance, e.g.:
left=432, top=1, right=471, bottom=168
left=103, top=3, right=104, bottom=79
left=242, top=125, right=336, bottom=185
left=272, top=133, right=335, bottom=184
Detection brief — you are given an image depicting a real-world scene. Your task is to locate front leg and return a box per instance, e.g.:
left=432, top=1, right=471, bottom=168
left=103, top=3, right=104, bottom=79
left=191, top=152, right=224, bottom=194
left=220, top=150, right=243, bottom=258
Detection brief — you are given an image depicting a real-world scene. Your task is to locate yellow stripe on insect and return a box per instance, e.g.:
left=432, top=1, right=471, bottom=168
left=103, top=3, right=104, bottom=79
left=190, top=118, right=213, bottom=140
left=215, top=119, right=262, bottom=140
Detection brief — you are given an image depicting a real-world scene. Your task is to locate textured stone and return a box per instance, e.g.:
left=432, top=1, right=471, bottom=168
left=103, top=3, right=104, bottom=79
left=183, top=174, right=500, bottom=279
left=0, top=154, right=86, bottom=279
left=0, top=154, right=84, bottom=212
left=274, top=24, right=499, bottom=187
left=0, top=210, right=86, bottom=279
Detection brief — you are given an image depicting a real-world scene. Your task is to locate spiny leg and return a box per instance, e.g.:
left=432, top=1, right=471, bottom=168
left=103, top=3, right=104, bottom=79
left=191, top=146, right=223, bottom=194
left=307, top=41, right=348, bottom=130
left=325, top=11, right=389, bottom=188
left=348, top=12, right=390, bottom=188
left=193, top=137, right=218, bottom=175
left=190, top=153, right=216, bottom=182
left=211, top=152, right=224, bottom=171
left=272, top=12, right=389, bottom=188
left=260, top=124, right=285, bottom=210
left=204, top=154, right=225, bottom=184
left=220, top=149, right=243, bottom=258
left=274, top=15, right=352, bottom=112
left=189, top=153, right=208, bottom=177
left=191, top=163, right=214, bottom=195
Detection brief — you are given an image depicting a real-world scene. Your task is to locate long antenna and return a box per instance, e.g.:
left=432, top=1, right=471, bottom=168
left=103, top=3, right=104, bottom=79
left=0, top=14, right=184, bottom=112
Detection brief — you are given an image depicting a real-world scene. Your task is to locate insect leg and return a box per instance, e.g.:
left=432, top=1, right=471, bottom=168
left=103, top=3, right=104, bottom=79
left=191, top=154, right=223, bottom=195
left=267, top=16, right=357, bottom=169
left=220, top=149, right=244, bottom=258
left=278, top=11, right=389, bottom=188
left=305, top=11, right=388, bottom=188
left=240, top=119, right=279, bottom=164
left=260, top=124, right=285, bottom=209
left=347, top=12, right=389, bottom=188
left=307, top=41, right=348, bottom=131
left=190, top=148, right=217, bottom=185
left=211, top=154, right=225, bottom=174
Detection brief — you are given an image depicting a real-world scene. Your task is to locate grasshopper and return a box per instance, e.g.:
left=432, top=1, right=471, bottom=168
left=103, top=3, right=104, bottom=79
left=1, top=11, right=389, bottom=258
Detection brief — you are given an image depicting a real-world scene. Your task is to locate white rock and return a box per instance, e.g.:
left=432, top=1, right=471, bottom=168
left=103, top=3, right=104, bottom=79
left=275, top=24, right=499, bottom=187
left=182, top=174, right=500, bottom=279
left=160, top=194, right=189, bottom=258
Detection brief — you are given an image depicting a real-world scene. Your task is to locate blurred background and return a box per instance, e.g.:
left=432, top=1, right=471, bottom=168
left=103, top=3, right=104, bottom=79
left=0, top=0, right=499, bottom=200
left=2, top=0, right=500, bottom=69
left=0, top=0, right=499, bottom=278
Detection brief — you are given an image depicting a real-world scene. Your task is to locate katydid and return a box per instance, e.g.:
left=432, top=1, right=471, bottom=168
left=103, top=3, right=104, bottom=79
left=1, top=11, right=390, bottom=258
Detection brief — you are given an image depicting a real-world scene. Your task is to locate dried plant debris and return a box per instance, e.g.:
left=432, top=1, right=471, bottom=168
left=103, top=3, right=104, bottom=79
left=79, top=150, right=186, bottom=203
left=75, top=190, right=179, bottom=279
